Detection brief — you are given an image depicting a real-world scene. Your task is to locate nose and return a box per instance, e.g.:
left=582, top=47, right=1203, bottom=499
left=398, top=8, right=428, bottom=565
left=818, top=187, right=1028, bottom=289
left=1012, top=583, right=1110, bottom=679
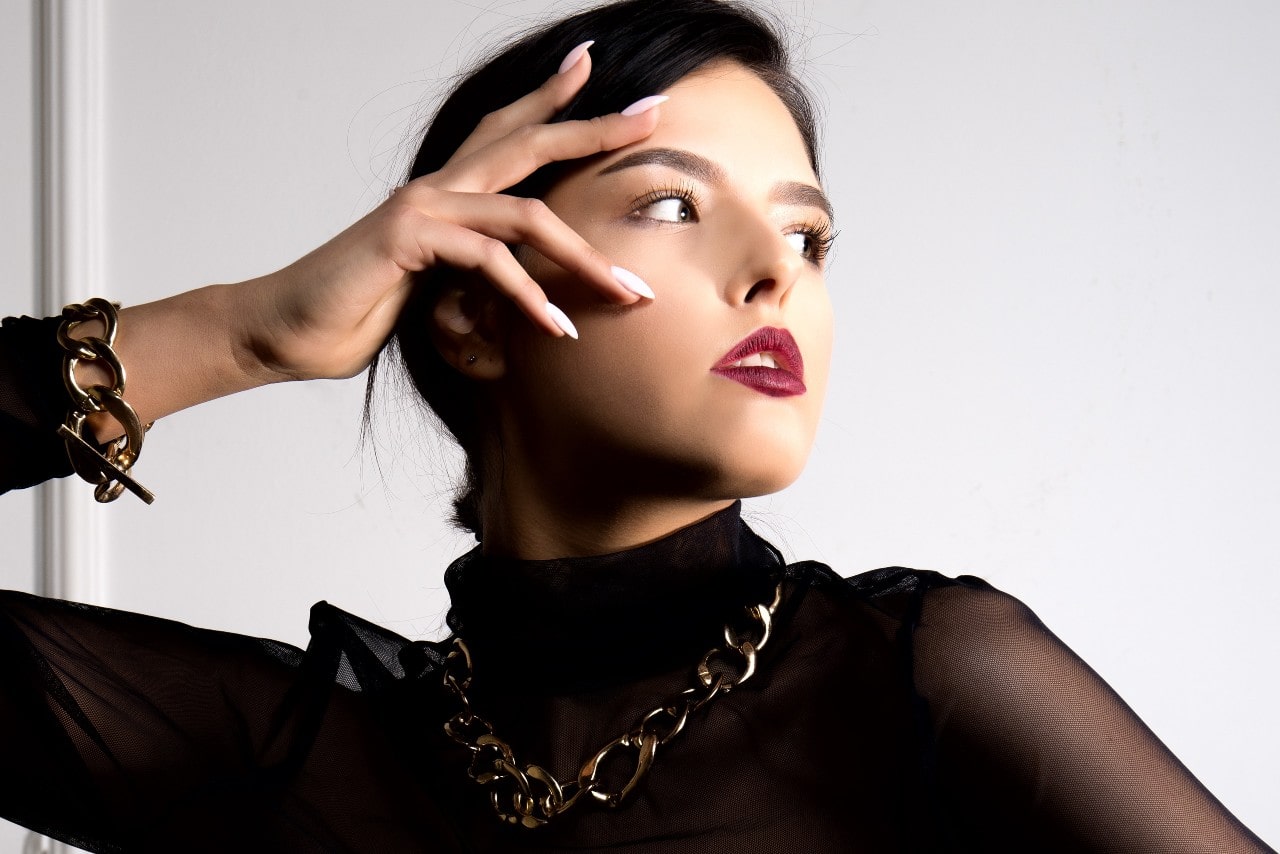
left=726, top=215, right=807, bottom=308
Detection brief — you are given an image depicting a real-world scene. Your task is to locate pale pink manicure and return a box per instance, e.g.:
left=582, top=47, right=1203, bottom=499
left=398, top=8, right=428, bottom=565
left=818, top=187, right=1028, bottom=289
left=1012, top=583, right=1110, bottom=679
left=621, top=95, right=670, bottom=117
left=612, top=266, right=655, bottom=299
left=558, top=40, right=595, bottom=74
left=544, top=302, right=579, bottom=339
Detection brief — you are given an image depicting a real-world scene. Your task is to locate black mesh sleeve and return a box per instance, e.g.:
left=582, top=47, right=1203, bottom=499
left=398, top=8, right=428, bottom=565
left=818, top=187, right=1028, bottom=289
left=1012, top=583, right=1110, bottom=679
left=0, top=315, right=76, bottom=491
left=0, top=591, right=457, bottom=852
left=912, top=578, right=1274, bottom=852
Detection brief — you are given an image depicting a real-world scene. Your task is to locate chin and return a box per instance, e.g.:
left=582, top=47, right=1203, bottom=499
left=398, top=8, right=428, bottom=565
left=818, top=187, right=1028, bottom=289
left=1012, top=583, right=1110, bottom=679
left=717, top=462, right=807, bottom=500
left=713, top=412, right=815, bottom=492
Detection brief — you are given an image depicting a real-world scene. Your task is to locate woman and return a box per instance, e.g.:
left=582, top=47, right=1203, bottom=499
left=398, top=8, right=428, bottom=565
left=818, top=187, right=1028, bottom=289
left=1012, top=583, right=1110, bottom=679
left=1, top=0, right=1275, bottom=850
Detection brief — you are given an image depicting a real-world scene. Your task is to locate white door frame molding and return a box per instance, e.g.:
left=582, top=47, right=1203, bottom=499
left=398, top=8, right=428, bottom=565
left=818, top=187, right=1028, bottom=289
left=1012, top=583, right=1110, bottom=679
left=38, top=1, right=108, bottom=606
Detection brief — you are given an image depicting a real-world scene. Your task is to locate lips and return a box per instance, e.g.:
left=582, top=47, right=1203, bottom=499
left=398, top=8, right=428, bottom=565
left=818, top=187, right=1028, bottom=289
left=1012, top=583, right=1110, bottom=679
left=711, top=326, right=806, bottom=397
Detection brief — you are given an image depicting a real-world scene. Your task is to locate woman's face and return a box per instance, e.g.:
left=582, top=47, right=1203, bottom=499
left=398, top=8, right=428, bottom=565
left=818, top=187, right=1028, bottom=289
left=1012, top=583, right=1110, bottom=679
left=496, top=60, right=834, bottom=503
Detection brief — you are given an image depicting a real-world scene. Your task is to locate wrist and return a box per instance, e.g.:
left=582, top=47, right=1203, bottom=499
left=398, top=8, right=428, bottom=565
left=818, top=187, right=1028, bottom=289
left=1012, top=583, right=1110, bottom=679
left=226, top=274, right=316, bottom=385
left=218, top=279, right=297, bottom=387
left=70, top=284, right=283, bottom=444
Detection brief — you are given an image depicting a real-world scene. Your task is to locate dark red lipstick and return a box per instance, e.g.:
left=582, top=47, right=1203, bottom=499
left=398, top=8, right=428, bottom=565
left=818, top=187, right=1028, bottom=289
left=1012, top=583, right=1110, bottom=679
left=711, top=326, right=806, bottom=397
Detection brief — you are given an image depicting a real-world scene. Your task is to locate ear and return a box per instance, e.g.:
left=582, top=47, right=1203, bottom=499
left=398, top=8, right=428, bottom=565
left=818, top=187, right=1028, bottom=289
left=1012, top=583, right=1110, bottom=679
left=428, top=281, right=507, bottom=380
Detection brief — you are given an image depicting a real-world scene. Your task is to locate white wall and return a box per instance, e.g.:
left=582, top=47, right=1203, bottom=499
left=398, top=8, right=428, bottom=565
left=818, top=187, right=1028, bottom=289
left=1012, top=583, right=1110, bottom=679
left=0, top=0, right=39, bottom=597
left=3, top=0, right=1277, bottom=848
left=0, top=0, right=38, bottom=848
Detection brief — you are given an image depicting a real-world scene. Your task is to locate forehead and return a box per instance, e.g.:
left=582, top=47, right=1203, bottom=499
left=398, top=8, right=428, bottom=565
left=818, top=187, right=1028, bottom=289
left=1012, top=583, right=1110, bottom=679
left=601, top=60, right=818, bottom=187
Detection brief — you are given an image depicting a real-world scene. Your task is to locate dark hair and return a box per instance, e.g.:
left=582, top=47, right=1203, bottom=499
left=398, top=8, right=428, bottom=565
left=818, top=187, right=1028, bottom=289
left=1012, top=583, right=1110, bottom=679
left=370, top=0, right=822, bottom=537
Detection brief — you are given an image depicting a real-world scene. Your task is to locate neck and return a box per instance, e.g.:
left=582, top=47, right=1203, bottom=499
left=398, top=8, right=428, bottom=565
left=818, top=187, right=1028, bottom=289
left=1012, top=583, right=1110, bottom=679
left=478, top=478, right=734, bottom=560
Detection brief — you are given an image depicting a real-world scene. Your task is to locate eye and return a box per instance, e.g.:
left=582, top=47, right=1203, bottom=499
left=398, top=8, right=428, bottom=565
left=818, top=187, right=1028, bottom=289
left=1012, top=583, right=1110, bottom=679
left=630, top=183, right=702, bottom=225
left=784, top=231, right=812, bottom=257
left=785, top=222, right=837, bottom=266
left=640, top=196, right=695, bottom=223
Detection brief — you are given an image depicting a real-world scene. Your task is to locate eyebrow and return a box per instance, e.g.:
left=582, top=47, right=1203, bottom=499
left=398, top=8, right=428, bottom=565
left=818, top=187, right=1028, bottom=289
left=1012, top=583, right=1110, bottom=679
left=597, top=147, right=834, bottom=221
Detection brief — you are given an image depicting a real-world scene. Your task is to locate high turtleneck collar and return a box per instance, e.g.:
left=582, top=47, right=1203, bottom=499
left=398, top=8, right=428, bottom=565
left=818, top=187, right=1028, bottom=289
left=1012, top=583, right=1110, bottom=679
left=442, top=501, right=784, bottom=694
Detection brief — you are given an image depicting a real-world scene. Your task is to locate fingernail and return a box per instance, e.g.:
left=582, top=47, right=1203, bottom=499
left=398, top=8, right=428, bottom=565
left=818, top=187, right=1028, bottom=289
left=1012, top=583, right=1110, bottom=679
left=621, top=95, right=669, bottom=117
left=612, top=266, right=655, bottom=299
left=544, top=302, right=579, bottom=339
left=557, top=40, right=595, bottom=74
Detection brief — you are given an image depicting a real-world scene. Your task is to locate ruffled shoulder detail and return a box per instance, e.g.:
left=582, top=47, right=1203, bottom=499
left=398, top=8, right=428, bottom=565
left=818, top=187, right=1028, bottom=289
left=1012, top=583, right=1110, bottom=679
left=304, top=601, right=450, bottom=695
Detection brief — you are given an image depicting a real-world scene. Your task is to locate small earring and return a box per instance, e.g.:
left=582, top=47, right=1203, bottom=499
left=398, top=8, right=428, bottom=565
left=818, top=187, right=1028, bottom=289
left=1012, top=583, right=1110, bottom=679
left=466, top=355, right=478, bottom=365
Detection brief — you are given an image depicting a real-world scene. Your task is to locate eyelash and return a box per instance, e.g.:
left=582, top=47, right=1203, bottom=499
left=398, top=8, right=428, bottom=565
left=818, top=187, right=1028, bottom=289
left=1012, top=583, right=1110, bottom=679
left=630, top=181, right=704, bottom=223
left=794, top=219, right=838, bottom=267
left=629, top=182, right=837, bottom=266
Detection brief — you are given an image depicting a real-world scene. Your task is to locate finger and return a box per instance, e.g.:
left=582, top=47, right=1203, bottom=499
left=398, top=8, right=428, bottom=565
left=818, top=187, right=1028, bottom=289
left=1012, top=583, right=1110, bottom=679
left=449, top=40, right=594, bottom=163
left=388, top=208, right=571, bottom=337
left=397, top=187, right=646, bottom=304
left=442, top=100, right=665, bottom=195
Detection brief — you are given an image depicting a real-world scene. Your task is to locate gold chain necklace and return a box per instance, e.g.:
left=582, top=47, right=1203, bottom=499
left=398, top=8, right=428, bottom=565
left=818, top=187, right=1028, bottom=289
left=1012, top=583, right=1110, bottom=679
left=441, top=579, right=784, bottom=828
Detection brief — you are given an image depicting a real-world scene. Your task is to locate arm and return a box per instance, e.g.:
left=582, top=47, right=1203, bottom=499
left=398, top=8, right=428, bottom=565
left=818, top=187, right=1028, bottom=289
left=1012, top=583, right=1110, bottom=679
left=0, top=44, right=655, bottom=492
left=0, top=590, right=461, bottom=850
left=0, top=588, right=304, bottom=847
left=912, top=580, right=1275, bottom=853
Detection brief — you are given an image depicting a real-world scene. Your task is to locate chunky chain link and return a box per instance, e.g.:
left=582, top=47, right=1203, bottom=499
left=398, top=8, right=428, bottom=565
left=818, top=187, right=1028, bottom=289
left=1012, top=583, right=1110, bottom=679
left=55, top=299, right=155, bottom=503
left=442, top=579, right=784, bottom=828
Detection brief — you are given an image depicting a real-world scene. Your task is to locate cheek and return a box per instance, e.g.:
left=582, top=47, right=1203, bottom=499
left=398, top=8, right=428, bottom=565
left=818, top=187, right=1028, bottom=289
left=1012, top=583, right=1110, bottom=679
left=507, top=268, right=717, bottom=422
left=500, top=291, right=830, bottom=498
left=518, top=215, right=714, bottom=370
left=501, top=274, right=737, bottom=483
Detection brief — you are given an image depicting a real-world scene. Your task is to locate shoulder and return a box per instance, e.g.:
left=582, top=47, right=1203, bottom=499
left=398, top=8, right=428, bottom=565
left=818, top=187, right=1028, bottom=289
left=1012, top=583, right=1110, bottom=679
left=790, top=561, right=1017, bottom=628
left=785, top=565, right=1089, bottom=724
left=787, top=563, right=1061, bottom=684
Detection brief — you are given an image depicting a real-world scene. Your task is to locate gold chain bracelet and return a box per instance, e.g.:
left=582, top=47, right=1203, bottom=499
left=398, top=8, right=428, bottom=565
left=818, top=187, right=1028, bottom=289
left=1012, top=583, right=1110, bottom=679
left=55, top=298, right=155, bottom=503
left=442, top=579, right=784, bottom=828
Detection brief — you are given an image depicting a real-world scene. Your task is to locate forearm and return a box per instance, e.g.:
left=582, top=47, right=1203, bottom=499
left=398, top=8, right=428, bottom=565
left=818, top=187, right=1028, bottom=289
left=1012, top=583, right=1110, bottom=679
left=74, top=282, right=282, bottom=443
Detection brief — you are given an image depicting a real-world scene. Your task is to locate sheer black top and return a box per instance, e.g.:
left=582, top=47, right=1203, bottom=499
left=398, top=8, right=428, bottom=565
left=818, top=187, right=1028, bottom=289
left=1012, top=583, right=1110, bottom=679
left=1, top=314, right=1274, bottom=852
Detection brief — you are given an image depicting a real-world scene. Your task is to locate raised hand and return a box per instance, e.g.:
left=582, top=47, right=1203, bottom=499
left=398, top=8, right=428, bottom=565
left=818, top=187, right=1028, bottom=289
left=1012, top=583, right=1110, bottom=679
left=82, top=42, right=663, bottom=439
left=239, top=41, right=661, bottom=383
